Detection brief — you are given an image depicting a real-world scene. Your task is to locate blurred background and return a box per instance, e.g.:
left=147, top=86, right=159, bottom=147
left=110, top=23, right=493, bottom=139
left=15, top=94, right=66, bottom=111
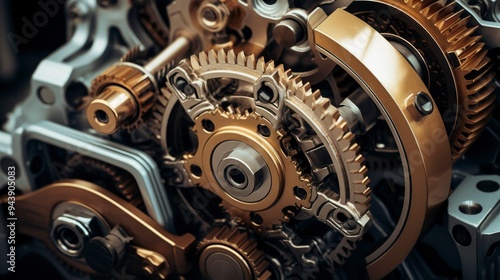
left=0, top=0, right=66, bottom=126
left=1, top=1, right=67, bottom=279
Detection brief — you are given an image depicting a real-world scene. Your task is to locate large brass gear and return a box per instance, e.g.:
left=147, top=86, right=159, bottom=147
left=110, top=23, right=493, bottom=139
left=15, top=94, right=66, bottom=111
left=349, top=0, right=497, bottom=161
left=184, top=106, right=312, bottom=231
left=197, top=226, right=272, bottom=280
left=156, top=49, right=370, bottom=240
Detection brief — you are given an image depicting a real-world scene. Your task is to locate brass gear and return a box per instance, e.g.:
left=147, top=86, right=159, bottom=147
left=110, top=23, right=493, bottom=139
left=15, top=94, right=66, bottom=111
left=350, top=0, right=497, bottom=161
left=197, top=226, right=272, bottom=280
left=184, top=107, right=313, bottom=231
left=87, top=63, right=156, bottom=134
left=157, top=49, right=370, bottom=243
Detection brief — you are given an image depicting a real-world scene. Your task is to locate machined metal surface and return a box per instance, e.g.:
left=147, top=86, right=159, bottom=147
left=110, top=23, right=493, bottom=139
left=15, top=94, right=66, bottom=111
left=2, top=121, right=174, bottom=230
left=448, top=175, right=500, bottom=280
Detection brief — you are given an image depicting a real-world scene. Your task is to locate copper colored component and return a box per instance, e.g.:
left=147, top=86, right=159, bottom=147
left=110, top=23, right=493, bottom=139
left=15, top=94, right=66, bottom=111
left=162, top=49, right=370, bottom=241
left=184, top=107, right=311, bottom=231
left=1, top=179, right=195, bottom=275
left=87, top=63, right=156, bottom=134
left=197, top=226, right=271, bottom=280
left=313, top=8, right=452, bottom=279
left=351, top=0, right=496, bottom=161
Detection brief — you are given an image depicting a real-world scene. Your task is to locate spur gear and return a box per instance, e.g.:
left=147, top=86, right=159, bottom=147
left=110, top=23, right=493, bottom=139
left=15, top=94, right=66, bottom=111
left=197, top=226, right=272, bottom=280
left=87, top=63, right=157, bottom=134
left=156, top=49, right=371, bottom=256
left=349, top=0, right=497, bottom=160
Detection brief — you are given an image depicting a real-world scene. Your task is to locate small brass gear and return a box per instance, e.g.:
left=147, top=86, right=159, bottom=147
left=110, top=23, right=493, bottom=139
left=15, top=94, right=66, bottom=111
left=87, top=63, right=156, bottom=134
left=184, top=107, right=313, bottom=231
left=350, top=0, right=497, bottom=161
left=197, top=226, right=272, bottom=280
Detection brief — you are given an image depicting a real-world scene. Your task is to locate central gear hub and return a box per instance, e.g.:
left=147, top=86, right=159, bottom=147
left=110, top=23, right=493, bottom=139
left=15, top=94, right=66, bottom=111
left=184, top=107, right=311, bottom=229
left=213, top=141, right=270, bottom=202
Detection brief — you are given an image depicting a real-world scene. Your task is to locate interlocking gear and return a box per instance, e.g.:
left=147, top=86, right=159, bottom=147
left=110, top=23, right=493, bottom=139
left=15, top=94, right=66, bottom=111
left=87, top=63, right=156, bottom=134
left=351, top=0, right=497, bottom=160
left=197, top=226, right=272, bottom=280
left=155, top=49, right=371, bottom=243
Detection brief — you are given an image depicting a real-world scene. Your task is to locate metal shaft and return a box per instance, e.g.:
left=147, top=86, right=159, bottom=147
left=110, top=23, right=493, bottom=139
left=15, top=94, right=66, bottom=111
left=144, top=36, right=192, bottom=74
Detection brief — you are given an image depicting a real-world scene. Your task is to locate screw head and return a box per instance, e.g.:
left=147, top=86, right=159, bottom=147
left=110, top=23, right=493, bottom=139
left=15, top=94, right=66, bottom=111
left=414, top=92, right=434, bottom=115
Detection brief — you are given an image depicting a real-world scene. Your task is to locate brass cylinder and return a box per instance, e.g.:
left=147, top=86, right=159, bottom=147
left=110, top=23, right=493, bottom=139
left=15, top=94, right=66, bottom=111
left=86, top=86, right=138, bottom=134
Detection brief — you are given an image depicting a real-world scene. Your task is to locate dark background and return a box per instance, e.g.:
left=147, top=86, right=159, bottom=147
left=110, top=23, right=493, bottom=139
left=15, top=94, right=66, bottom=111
left=1, top=1, right=67, bottom=278
left=0, top=0, right=66, bottom=126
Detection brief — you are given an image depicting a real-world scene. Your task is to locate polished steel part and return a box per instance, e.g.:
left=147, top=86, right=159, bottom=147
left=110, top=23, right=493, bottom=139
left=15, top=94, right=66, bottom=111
left=4, top=0, right=157, bottom=131
left=0, top=180, right=195, bottom=276
left=50, top=202, right=110, bottom=259
left=313, top=8, right=452, bottom=278
left=448, top=175, right=500, bottom=280
left=7, top=121, right=175, bottom=230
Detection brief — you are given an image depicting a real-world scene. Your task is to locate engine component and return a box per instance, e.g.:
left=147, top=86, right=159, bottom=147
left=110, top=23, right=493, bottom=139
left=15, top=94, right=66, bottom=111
left=159, top=49, right=371, bottom=240
left=1, top=0, right=499, bottom=279
left=61, top=155, right=144, bottom=209
left=197, top=226, right=272, bottom=280
left=87, top=36, right=192, bottom=134
left=51, top=202, right=110, bottom=259
left=1, top=179, right=195, bottom=277
left=348, top=0, right=497, bottom=161
left=312, top=8, right=452, bottom=278
left=0, top=121, right=174, bottom=229
left=448, top=175, right=500, bottom=279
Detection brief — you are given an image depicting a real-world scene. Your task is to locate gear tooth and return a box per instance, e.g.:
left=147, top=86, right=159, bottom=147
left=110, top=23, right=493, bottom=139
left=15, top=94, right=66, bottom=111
left=197, top=227, right=270, bottom=279
left=283, top=68, right=293, bottom=80
left=199, top=51, right=209, bottom=67
left=227, top=49, right=237, bottom=64
left=265, top=60, right=275, bottom=72
left=246, top=54, right=256, bottom=69
left=421, top=2, right=441, bottom=17
left=256, top=56, right=266, bottom=73
left=120, top=45, right=142, bottom=62
left=190, top=54, right=201, bottom=70
left=208, top=49, right=218, bottom=65
left=439, top=10, right=463, bottom=32
left=431, top=2, right=456, bottom=24
left=237, top=51, right=247, bottom=66
left=217, top=48, right=227, bottom=64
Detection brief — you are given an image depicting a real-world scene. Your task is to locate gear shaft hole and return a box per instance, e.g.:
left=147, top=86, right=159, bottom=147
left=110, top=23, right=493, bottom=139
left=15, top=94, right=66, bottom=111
left=95, top=110, right=110, bottom=124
